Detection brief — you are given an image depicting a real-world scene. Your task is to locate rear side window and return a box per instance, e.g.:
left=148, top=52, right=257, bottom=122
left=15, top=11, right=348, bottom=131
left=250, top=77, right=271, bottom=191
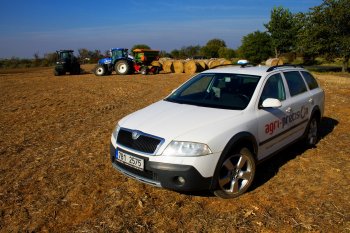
left=284, top=71, right=307, bottom=96
left=301, top=71, right=319, bottom=90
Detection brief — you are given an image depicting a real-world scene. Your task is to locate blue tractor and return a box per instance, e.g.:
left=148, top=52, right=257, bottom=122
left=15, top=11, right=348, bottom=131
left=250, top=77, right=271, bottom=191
left=94, top=48, right=134, bottom=76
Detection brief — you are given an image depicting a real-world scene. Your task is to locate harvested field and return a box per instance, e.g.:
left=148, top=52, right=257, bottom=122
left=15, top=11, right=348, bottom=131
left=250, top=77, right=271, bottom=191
left=0, top=65, right=349, bottom=232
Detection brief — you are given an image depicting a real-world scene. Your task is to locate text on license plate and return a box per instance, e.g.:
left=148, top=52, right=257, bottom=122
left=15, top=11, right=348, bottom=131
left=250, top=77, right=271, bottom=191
left=116, top=150, right=144, bottom=171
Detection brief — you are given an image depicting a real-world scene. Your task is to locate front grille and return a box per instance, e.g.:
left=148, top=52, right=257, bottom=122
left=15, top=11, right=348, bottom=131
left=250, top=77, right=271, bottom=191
left=117, top=128, right=163, bottom=154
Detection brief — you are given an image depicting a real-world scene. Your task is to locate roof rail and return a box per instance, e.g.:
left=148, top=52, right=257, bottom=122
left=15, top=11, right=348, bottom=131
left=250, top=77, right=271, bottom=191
left=266, top=64, right=303, bottom=72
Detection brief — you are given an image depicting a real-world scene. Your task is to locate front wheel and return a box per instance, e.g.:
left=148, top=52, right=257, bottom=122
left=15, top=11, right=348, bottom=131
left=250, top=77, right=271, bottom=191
left=115, top=60, right=130, bottom=75
left=213, top=147, right=256, bottom=199
left=54, top=69, right=61, bottom=76
left=95, top=65, right=106, bottom=76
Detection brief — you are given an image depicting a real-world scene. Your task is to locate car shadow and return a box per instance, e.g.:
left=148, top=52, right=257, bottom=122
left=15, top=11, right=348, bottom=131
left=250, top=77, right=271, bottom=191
left=250, top=117, right=338, bottom=192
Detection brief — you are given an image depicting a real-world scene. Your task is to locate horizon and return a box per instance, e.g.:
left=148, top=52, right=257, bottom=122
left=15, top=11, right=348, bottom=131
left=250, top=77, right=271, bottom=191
left=0, top=0, right=322, bottom=59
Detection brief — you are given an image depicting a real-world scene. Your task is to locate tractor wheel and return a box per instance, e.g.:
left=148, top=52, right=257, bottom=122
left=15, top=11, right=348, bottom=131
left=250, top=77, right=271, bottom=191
left=154, top=66, right=161, bottom=74
left=54, top=69, right=60, bottom=76
left=95, top=65, right=106, bottom=76
left=141, top=67, right=148, bottom=75
left=115, top=60, right=130, bottom=75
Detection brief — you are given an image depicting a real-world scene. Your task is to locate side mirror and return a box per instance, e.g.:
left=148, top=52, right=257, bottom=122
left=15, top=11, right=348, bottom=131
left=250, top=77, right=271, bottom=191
left=261, top=98, right=282, bottom=108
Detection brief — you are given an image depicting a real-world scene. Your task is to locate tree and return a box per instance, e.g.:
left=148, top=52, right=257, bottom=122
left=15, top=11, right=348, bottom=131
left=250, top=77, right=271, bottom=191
left=200, top=38, right=226, bottom=58
left=43, top=52, right=57, bottom=66
left=264, top=7, right=299, bottom=57
left=170, top=49, right=180, bottom=59
left=218, top=47, right=236, bottom=60
left=159, top=50, right=171, bottom=58
left=299, top=0, right=350, bottom=72
left=238, top=31, right=273, bottom=64
left=78, top=48, right=90, bottom=60
left=170, top=45, right=201, bottom=59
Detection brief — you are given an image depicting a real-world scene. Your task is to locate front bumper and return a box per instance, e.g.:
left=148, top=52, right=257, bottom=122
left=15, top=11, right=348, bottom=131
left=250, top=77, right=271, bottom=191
left=110, top=143, right=212, bottom=192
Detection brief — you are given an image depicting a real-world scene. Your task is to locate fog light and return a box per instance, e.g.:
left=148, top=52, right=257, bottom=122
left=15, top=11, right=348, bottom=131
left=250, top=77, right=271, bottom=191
left=175, top=176, right=186, bottom=185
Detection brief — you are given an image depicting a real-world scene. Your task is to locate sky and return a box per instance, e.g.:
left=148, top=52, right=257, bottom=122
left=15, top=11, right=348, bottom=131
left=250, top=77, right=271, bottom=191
left=0, top=0, right=322, bottom=59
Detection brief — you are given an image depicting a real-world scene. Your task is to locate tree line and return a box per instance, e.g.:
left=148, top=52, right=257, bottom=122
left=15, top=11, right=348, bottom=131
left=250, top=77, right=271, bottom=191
left=1, top=0, right=349, bottom=72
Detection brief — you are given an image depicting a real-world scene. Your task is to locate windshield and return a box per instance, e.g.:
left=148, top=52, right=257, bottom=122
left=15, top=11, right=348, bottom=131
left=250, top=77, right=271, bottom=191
left=165, top=73, right=261, bottom=110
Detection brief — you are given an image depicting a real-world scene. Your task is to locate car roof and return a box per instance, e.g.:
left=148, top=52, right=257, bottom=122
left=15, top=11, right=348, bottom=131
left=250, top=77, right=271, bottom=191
left=202, top=65, right=305, bottom=77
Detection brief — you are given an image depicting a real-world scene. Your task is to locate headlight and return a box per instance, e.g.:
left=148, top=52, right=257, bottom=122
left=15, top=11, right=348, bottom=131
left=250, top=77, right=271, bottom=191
left=162, top=141, right=212, bottom=156
left=112, top=124, right=120, bottom=139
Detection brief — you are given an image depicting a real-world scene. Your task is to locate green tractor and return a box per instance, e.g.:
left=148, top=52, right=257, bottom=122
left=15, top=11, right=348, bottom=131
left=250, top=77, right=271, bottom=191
left=54, top=50, right=81, bottom=76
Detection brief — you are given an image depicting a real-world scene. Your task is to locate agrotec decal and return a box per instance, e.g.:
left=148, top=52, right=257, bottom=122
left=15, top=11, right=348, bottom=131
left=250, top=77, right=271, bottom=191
left=265, top=105, right=309, bottom=135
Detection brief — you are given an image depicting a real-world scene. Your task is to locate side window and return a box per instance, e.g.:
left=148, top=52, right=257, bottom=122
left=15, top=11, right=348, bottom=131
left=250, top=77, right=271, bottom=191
left=301, top=71, right=319, bottom=90
left=284, top=71, right=307, bottom=96
left=259, top=73, right=286, bottom=104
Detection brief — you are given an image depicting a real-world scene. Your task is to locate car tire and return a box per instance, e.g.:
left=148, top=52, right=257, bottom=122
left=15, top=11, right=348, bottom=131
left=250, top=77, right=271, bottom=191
left=95, top=65, right=106, bottom=76
left=304, top=116, right=319, bottom=147
left=115, top=60, right=130, bottom=75
left=213, top=147, right=256, bottom=199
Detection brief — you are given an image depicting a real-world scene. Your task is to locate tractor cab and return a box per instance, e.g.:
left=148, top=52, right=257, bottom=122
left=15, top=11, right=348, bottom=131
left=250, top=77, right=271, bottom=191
left=111, top=48, right=129, bottom=60
left=57, top=50, right=74, bottom=60
left=54, top=50, right=80, bottom=76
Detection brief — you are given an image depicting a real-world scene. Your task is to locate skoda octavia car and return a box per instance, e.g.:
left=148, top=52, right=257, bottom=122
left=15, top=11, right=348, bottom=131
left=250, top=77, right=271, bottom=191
left=110, top=64, right=325, bottom=198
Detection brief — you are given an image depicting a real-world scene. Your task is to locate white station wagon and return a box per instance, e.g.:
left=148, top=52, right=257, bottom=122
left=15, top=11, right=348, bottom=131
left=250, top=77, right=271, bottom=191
left=110, top=64, right=325, bottom=198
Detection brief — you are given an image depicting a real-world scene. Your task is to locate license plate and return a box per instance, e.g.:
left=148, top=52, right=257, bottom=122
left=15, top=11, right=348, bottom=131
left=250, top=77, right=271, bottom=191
left=116, top=150, right=144, bottom=171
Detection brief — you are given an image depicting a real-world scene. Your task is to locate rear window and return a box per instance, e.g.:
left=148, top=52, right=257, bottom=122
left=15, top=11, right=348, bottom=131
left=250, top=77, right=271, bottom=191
left=284, top=71, right=307, bottom=96
left=301, top=71, right=319, bottom=90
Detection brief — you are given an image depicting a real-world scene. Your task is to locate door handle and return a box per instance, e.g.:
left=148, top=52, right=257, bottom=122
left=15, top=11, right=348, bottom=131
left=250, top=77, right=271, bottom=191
left=286, top=107, right=292, bottom=113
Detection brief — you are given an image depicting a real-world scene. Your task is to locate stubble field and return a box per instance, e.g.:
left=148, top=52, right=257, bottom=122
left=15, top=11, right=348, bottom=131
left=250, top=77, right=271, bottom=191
left=0, top=64, right=349, bottom=232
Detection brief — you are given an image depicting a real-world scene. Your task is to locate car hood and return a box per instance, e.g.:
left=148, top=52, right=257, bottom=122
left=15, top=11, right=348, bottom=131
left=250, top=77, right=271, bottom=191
left=119, top=100, right=242, bottom=142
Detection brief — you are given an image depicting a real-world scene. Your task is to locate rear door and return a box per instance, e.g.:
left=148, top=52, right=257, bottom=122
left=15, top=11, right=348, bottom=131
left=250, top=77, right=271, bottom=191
left=280, top=70, right=312, bottom=142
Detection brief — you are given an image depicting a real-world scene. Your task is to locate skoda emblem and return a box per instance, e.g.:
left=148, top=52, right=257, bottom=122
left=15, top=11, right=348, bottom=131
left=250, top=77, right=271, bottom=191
left=132, top=131, right=140, bottom=140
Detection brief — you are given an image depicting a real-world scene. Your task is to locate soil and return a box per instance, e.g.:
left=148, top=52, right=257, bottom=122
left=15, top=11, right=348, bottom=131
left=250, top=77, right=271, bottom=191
left=0, top=65, right=349, bottom=232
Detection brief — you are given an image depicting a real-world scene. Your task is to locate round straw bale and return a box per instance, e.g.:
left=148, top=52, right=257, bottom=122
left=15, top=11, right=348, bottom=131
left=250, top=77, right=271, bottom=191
left=184, top=60, right=200, bottom=74
left=173, top=60, right=184, bottom=73
left=158, top=57, right=170, bottom=65
left=151, top=60, right=162, bottom=68
left=163, top=60, right=174, bottom=73
left=208, top=59, right=222, bottom=69
left=220, top=59, right=232, bottom=66
left=197, top=60, right=208, bottom=70
left=266, top=58, right=284, bottom=66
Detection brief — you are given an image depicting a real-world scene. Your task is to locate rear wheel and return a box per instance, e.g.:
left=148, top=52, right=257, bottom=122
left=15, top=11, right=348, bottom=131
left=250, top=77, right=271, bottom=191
left=305, top=116, right=319, bottom=147
left=115, top=60, right=130, bottom=75
left=213, top=147, right=256, bottom=199
left=95, top=65, right=106, bottom=76
left=154, top=66, right=160, bottom=74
